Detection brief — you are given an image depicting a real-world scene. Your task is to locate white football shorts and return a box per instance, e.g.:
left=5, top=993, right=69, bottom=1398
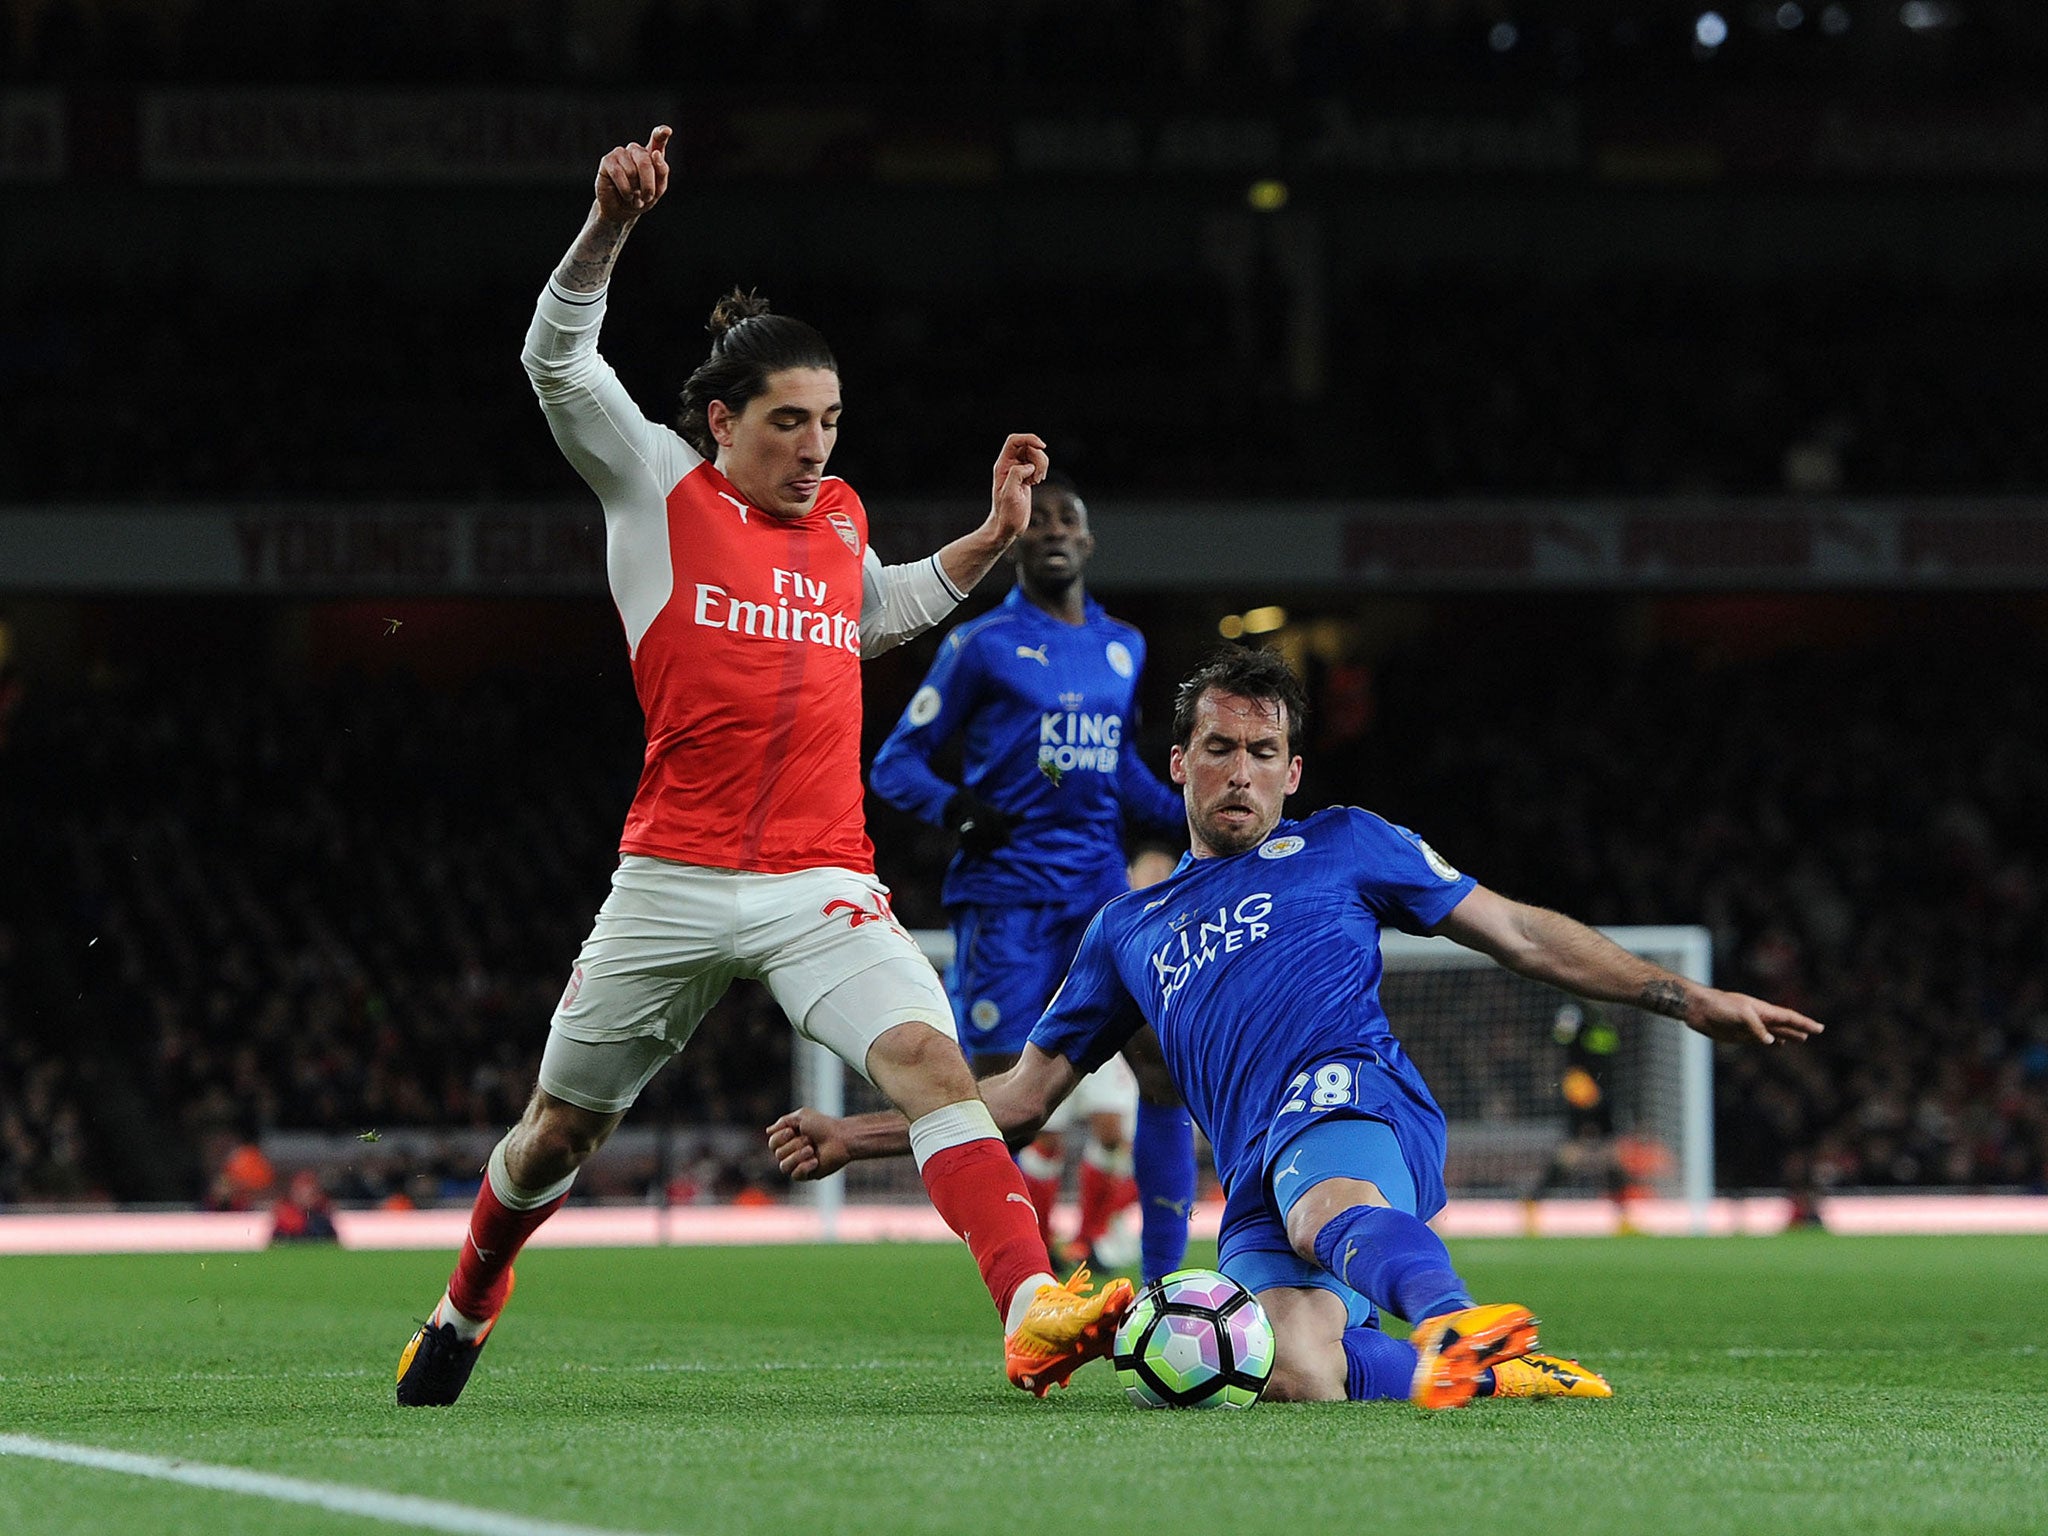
left=538, top=855, right=953, bottom=1115
left=1042, top=1051, right=1139, bottom=1137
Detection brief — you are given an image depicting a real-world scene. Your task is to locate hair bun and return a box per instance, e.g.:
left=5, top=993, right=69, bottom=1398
left=706, top=287, right=773, bottom=342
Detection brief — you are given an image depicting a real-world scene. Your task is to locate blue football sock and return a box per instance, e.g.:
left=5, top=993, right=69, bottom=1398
left=1133, top=1100, right=1195, bottom=1284
left=1311, top=1204, right=1473, bottom=1327
left=1343, top=1324, right=1419, bottom=1401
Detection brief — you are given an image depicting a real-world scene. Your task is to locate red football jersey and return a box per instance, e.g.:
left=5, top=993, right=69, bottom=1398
left=619, top=463, right=875, bottom=873
left=523, top=278, right=957, bottom=877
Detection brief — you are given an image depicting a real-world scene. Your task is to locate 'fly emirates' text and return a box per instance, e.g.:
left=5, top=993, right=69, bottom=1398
left=693, top=568, right=859, bottom=655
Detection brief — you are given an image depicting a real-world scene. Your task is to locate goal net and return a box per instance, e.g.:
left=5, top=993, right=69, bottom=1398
left=1377, top=928, right=1713, bottom=1216
left=796, top=925, right=1712, bottom=1227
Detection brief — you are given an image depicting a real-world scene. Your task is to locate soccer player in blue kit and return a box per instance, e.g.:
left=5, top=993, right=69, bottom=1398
left=870, top=475, right=1197, bottom=1282
left=777, top=647, right=1824, bottom=1407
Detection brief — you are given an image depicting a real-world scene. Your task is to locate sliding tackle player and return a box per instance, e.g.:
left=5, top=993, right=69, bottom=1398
left=774, top=647, right=1822, bottom=1405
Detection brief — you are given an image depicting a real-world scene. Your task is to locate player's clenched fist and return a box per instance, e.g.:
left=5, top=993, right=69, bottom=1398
left=767, top=1108, right=853, bottom=1181
left=595, top=125, right=672, bottom=221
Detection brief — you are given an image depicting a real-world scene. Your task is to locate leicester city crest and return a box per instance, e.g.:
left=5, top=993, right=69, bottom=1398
left=1416, top=838, right=1461, bottom=881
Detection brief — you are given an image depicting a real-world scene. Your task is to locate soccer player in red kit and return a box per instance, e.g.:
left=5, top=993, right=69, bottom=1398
left=396, top=126, right=1130, bottom=1405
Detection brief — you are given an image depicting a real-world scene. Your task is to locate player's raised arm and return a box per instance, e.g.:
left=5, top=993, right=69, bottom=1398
left=522, top=126, right=698, bottom=537
left=768, top=1046, right=1081, bottom=1179
left=940, top=434, right=1050, bottom=592
left=1432, top=885, right=1825, bottom=1047
left=855, top=435, right=1048, bottom=657
left=555, top=125, right=672, bottom=294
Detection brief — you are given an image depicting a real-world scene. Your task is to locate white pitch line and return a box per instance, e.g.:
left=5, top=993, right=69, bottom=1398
left=0, top=1435, right=666, bottom=1536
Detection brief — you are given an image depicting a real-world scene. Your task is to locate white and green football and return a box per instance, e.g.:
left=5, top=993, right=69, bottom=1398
left=1111, top=1268, right=1275, bottom=1409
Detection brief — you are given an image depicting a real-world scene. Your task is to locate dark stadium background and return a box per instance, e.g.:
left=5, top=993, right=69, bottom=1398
left=3, top=0, right=2046, bottom=1219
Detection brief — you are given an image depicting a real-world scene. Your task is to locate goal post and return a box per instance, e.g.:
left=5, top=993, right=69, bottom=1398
left=796, top=924, right=1714, bottom=1234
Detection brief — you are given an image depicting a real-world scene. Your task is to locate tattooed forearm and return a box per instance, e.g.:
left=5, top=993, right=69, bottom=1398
left=554, top=213, right=635, bottom=293
left=1639, top=977, right=1691, bottom=1020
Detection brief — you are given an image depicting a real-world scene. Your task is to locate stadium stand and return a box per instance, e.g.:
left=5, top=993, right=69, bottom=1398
left=1328, top=609, right=2048, bottom=1195
left=0, top=639, right=796, bottom=1203
left=4, top=0, right=2047, bottom=1214
left=1, top=598, right=2043, bottom=1206
left=7, top=269, right=2048, bottom=501
left=5, top=0, right=2047, bottom=92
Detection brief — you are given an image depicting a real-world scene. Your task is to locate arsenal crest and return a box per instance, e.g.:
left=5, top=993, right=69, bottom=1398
left=827, top=511, right=861, bottom=554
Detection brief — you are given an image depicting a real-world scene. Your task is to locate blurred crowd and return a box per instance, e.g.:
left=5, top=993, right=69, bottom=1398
left=0, top=1031, right=97, bottom=1201
left=6, top=0, right=2045, bottom=92
left=5, top=0, right=2045, bottom=1218
left=7, top=267, right=2048, bottom=504
left=3, top=608, right=2045, bottom=1206
left=0, top=656, right=804, bottom=1204
left=1327, top=609, right=2048, bottom=1194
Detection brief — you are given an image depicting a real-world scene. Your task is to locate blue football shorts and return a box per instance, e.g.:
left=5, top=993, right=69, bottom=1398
left=945, top=871, right=1127, bottom=1059
left=1216, top=1061, right=1449, bottom=1331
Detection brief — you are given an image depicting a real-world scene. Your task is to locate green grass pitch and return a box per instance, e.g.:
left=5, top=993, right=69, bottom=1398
left=2, top=1234, right=2044, bottom=1535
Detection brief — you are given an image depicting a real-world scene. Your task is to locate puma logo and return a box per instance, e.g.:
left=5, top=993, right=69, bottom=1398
left=716, top=490, right=751, bottom=523
left=1148, top=1195, right=1194, bottom=1220
left=1015, top=644, right=1049, bottom=666
left=1006, top=1192, right=1035, bottom=1208
left=1274, top=1148, right=1306, bottom=1185
left=1341, top=1238, right=1358, bottom=1283
left=468, top=1235, right=496, bottom=1263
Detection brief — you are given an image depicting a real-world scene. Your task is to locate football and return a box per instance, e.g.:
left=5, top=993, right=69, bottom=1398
left=1111, top=1268, right=1276, bottom=1409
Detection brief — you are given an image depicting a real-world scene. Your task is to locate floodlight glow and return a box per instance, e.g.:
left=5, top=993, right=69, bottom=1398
left=1240, top=606, right=1287, bottom=635
left=1218, top=614, right=1246, bottom=639
left=1821, top=3, right=1850, bottom=34
left=1694, top=11, right=1728, bottom=47
left=1246, top=179, right=1289, bottom=212
left=1899, top=1, right=1949, bottom=29
left=1777, top=2, right=1804, bottom=28
left=1489, top=21, right=1518, bottom=51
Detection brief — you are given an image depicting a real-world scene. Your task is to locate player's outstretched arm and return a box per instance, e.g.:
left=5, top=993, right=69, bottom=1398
left=1667, top=983, right=1824, bottom=1046
left=932, top=435, right=1050, bottom=593
left=1433, top=886, right=1825, bottom=1047
left=553, top=125, right=672, bottom=294
left=766, top=1106, right=907, bottom=1180
left=767, top=1046, right=1080, bottom=1180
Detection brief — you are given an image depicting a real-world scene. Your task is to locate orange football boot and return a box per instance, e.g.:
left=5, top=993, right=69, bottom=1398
left=1409, top=1302, right=1539, bottom=1410
left=1004, top=1267, right=1136, bottom=1397
left=1485, top=1353, right=1612, bottom=1398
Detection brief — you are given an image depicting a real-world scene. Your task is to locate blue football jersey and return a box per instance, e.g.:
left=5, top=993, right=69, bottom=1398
left=1029, top=806, right=1479, bottom=1204
left=870, top=585, right=1183, bottom=907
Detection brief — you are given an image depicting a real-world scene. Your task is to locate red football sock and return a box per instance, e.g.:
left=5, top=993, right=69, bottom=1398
left=1110, top=1173, right=1138, bottom=1215
left=1075, top=1160, right=1119, bottom=1247
left=446, top=1178, right=568, bottom=1322
left=922, top=1138, right=1056, bottom=1321
left=1017, top=1145, right=1061, bottom=1247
